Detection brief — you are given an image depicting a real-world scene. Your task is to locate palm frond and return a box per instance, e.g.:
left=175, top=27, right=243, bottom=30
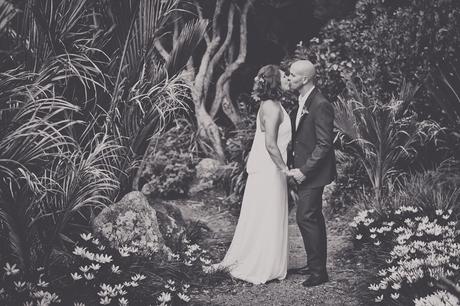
left=334, top=80, right=443, bottom=205
left=165, top=19, right=208, bottom=76
left=334, top=96, right=360, bottom=140
left=36, top=132, right=121, bottom=256
left=0, top=206, right=26, bottom=267
left=123, top=0, right=178, bottom=82
left=0, top=0, right=16, bottom=35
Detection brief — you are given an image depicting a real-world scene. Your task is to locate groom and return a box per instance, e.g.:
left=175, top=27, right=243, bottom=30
left=286, top=60, right=336, bottom=287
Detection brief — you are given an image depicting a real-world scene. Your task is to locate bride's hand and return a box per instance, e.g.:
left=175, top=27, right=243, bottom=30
left=281, top=167, right=290, bottom=175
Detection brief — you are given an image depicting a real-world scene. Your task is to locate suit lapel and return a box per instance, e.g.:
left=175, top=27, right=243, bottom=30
left=289, top=105, right=298, bottom=139
left=293, top=87, right=318, bottom=138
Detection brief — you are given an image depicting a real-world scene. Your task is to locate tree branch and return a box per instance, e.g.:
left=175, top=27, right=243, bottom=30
left=227, top=40, right=236, bottom=63
left=210, top=0, right=255, bottom=118
left=192, top=0, right=226, bottom=104
left=211, top=0, right=225, bottom=40
left=203, top=3, right=235, bottom=102
left=183, top=57, right=196, bottom=84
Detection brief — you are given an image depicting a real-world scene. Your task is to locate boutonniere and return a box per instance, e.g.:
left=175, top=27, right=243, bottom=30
left=300, top=108, right=309, bottom=117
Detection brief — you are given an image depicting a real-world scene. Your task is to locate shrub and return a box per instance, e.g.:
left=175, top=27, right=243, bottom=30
left=297, top=0, right=460, bottom=104
left=141, top=120, right=198, bottom=199
left=327, top=154, right=371, bottom=212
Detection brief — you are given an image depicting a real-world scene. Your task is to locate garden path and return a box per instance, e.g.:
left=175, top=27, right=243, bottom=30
left=174, top=191, right=369, bottom=306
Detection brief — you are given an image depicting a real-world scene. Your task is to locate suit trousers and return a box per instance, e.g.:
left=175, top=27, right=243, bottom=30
left=296, top=185, right=327, bottom=275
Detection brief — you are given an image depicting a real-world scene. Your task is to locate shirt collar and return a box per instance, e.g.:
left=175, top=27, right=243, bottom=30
left=298, top=86, right=315, bottom=107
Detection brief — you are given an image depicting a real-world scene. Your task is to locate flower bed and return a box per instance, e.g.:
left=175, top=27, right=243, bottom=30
left=351, top=206, right=460, bottom=305
left=1, top=225, right=218, bottom=305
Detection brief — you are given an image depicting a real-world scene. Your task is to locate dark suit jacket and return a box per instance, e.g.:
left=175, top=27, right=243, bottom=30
left=288, top=87, right=337, bottom=188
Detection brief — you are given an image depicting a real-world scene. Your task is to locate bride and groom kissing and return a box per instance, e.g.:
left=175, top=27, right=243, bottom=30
left=213, top=60, right=337, bottom=288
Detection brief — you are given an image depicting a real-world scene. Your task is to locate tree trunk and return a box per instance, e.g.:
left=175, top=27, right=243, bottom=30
left=152, top=0, right=256, bottom=161
left=195, top=103, right=226, bottom=162
left=209, top=0, right=255, bottom=125
left=221, top=80, right=242, bottom=125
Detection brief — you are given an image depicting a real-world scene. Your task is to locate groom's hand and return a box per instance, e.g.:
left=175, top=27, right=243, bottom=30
left=288, top=169, right=306, bottom=183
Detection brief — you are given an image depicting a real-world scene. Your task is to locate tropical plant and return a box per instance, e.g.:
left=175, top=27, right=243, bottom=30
left=334, top=80, right=442, bottom=205
left=0, top=0, right=206, bottom=276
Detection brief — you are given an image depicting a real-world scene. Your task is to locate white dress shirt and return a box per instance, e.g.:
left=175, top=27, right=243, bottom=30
left=295, top=86, right=315, bottom=129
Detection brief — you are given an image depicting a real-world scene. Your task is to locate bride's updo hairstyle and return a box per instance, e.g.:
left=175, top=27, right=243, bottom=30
left=251, top=64, right=283, bottom=102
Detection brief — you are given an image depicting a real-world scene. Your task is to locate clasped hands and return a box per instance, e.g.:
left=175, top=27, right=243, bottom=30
left=282, top=168, right=306, bottom=183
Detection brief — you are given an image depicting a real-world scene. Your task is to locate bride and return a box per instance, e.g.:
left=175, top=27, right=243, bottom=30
left=214, top=64, right=291, bottom=284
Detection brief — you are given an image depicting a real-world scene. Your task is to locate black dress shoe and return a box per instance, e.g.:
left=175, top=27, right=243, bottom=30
left=302, top=273, right=329, bottom=287
left=287, top=265, right=310, bottom=275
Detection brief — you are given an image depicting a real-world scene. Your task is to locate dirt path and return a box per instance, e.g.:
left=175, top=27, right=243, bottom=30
left=167, top=192, right=367, bottom=305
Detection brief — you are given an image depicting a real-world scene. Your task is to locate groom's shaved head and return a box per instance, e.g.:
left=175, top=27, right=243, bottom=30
left=291, top=60, right=316, bottom=79
left=288, top=60, right=316, bottom=91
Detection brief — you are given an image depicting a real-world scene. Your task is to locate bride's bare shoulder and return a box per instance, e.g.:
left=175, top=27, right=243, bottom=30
left=260, top=100, right=282, bottom=122
left=260, top=99, right=281, bottom=112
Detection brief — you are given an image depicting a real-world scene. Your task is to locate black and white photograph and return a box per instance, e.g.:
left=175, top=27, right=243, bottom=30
left=0, top=0, right=459, bottom=305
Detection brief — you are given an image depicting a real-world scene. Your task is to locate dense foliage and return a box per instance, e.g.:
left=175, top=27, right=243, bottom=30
left=0, top=0, right=213, bottom=304
left=141, top=120, right=199, bottom=199
left=295, top=0, right=460, bottom=164
left=298, top=0, right=460, bottom=102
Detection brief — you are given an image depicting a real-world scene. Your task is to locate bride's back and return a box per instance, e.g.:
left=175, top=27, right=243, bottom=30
left=246, top=101, right=291, bottom=174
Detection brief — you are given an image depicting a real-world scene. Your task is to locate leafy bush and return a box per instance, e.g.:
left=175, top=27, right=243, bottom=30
left=141, top=120, right=198, bottom=199
left=426, top=61, right=460, bottom=159
left=326, top=154, right=371, bottom=212
left=297, top=0, right=460, bottom=104
left=351, top=206, right=460, bottom=304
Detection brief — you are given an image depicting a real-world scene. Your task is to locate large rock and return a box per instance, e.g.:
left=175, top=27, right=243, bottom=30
left=93, top=191, right=166, bottom=256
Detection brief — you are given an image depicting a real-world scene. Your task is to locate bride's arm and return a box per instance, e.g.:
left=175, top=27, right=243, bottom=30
left=262, top=100, right=289, bottom=173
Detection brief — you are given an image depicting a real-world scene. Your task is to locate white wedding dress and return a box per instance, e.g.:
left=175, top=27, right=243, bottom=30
left=216, top=104, right=291, bottom=284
